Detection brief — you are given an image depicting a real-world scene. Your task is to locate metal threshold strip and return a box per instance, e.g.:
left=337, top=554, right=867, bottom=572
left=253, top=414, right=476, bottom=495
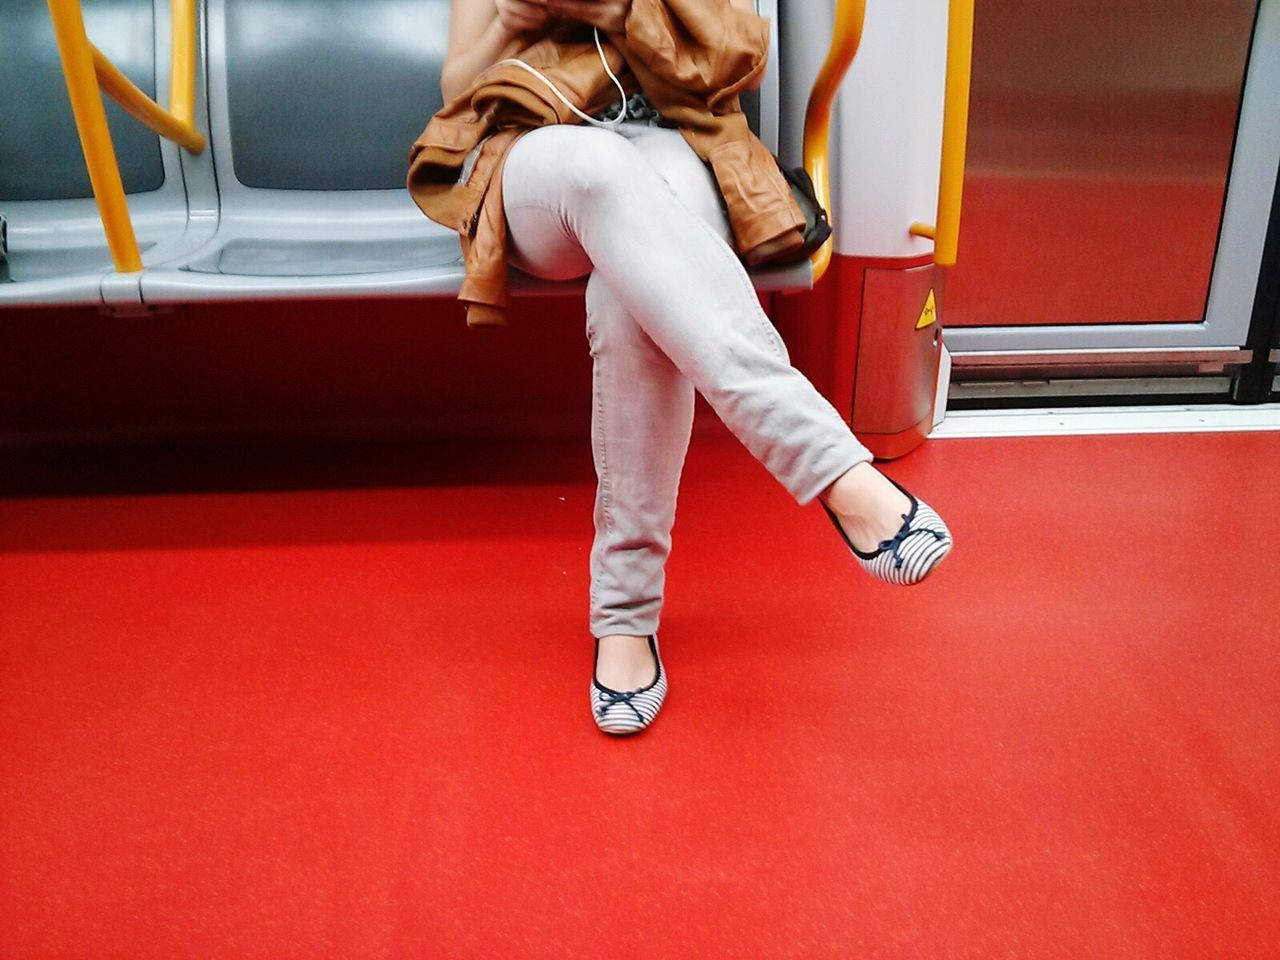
left=951, top=347, right=1254, bottom=373
left=948, top=377, right=1233, bottom=400
left=928, top=403, right=1280, bottom=438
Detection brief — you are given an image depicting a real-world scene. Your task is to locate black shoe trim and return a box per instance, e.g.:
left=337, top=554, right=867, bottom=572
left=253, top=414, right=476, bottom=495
left=820, top=476, right=920, bottom=561
left=592, top=633, right=662, bottom=695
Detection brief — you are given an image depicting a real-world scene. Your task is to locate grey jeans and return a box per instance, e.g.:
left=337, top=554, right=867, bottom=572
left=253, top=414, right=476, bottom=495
left=500, top=120, right=875, bottom=639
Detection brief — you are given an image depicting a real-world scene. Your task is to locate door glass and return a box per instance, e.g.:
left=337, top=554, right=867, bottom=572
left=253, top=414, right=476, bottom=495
left=947, top=0, right=1258, bottom=327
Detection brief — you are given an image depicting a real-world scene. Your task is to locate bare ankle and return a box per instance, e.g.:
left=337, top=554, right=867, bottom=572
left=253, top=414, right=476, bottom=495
left=823, top=461, right=878, bottom=517
left=595, top=634, right=657, bottom=691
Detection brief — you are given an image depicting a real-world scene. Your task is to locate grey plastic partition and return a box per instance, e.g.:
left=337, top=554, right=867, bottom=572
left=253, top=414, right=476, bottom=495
left=0, top=0, right=216, bottom=306
left=137, top=0, right=811, bottom=304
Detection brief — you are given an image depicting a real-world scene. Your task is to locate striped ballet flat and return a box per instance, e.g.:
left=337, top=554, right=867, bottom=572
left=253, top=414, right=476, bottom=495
left=590, top=633, right=668, bottom=735
left=819, top=475, right=953, bottom=586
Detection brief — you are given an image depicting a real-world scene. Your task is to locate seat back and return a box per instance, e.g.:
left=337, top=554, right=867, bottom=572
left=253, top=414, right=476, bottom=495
left=224, top=0, right=449, bottom=192
left=0, top=0, right=163, bottom=201
left=0, top=0, right=202, bottom=303
left=220, top=0, right=772, bottom=194
left=1, top=0, right=802, bottom=305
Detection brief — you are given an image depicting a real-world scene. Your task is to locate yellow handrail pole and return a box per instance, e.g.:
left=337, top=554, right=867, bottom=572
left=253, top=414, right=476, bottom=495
left=91, top=44, right=206, bottom=151
left=169, top=0, right=197, bottom=127
left=45, top=0, right=142, bottom=273
left=909, top=0, right=974, bottom=265
left=801, top=0, right=866, bottom=285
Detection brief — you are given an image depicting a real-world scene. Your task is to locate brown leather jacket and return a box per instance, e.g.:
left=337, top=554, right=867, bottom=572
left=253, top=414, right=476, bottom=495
left=405, top=0, right=806, bottom=328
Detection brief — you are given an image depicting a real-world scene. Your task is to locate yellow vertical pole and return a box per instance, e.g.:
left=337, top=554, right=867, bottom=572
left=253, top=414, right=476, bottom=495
left=45, top=0, right=142, bottom=273
left=934, top=0, right=973, bottom=266
left=169, top=0, right=196, bottom=125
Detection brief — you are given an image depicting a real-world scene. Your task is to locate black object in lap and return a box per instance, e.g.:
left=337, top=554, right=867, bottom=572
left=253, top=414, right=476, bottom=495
left=771, top=157, right=832, bottom=264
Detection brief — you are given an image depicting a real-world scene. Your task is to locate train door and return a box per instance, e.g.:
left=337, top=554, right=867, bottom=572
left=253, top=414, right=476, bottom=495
left=941, top=0, right=1279, bottom=406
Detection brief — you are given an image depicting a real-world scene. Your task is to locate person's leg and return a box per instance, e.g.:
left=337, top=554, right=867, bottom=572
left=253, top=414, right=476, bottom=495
left=580, top=123, right=732, bottom=688
left=499, top=125, right=919, bottom=683
left=501, top=125, right=918, bottom=546
left=500, top=124, right=696, bottom=690
left=501, top=122, right=728, bottom=687
left=600, top=129, right=920, bottom=557
left=501, top=122, right=875, bottom=507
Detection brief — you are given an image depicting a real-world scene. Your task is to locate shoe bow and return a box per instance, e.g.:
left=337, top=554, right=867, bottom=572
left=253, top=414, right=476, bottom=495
left=596, top=687, right=647, bottom=722
left=879, top=513, right=950, bottom=569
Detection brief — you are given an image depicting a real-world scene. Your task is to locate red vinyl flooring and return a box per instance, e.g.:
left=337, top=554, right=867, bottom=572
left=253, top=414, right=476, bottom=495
left=1, top=426, right=1278, bottom=958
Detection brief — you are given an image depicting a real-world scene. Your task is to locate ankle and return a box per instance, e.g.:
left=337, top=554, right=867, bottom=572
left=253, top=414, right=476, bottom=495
left=822, top=461, right=881, bottom=519
left=595, top=634, right=657, bottom=691
left=821, top=462, right=916, bottom=550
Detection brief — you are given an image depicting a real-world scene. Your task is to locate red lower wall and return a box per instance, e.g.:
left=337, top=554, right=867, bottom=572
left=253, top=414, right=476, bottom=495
left=0, top=253, right=895, bottom=450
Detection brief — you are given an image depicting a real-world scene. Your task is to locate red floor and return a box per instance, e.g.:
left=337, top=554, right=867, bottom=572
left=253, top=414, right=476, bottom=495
left=1, top=426, right=1278, bottom=957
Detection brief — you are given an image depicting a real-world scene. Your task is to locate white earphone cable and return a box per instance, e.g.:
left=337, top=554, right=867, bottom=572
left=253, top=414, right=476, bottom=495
left=492, top=26, right=630, bottom=128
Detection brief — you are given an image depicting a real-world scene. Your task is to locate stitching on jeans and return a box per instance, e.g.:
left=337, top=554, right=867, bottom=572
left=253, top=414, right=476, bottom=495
left=668, top=189, right=786, bottom=361
left=504, top=200, right=563, bottom=212
left=585, top=297, right=611, bottom=633
left=505, top=199, right=580, bottom=261
left=622, top=161, right=788, bottom=363
left=671, top=189, right=873, bottom=506
left=675, top=194, right=789, bottom=365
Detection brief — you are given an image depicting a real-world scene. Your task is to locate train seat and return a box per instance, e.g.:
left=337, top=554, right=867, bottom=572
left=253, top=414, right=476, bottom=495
left=0, top=0, right=813, bottom=308
left=137, top=0, right=812, bottom=306
left=0, top=0, right=216, bottom=307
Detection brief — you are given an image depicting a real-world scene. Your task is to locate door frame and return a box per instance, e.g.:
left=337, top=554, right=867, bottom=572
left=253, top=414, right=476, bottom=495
left=941, top=0, right=1280, bottom=375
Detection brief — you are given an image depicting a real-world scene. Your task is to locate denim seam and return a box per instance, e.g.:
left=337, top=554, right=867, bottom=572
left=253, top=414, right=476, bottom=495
left=585, top=298, right=611, bottom=633
left=504, top=200, right=563, bottom=213
left=670, top=189, right=874, bottom=506
left=506, top=199, right=574, bottom=251
left=677, top=196, right=788, bottom=365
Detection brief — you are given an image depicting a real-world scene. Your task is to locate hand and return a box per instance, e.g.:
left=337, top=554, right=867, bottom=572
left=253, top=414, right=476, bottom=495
left=495, top=0, right=554, bottom=34
left=543, top=0, right=632, bottom=34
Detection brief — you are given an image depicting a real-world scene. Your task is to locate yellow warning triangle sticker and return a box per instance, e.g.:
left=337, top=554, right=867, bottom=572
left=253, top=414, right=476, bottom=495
left=916, top=289, right=937, bottom=329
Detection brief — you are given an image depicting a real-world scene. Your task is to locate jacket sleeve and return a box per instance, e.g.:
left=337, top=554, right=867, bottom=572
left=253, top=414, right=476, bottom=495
left=614, top=0, right=770, bottom=111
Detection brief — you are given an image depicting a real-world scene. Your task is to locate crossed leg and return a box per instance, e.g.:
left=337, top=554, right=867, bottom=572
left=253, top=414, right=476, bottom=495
left=500, top=121, right=894, bottom=690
